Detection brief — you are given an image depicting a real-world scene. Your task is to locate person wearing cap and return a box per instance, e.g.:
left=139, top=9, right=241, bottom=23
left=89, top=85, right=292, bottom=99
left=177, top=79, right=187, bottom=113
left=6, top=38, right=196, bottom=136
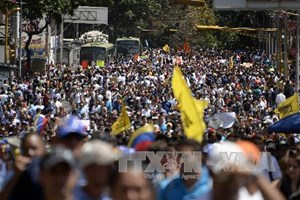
left=55, top=116, right=87, bottom=158
left=40, top=146, right=78, bottom=200
left=75, top=140, right=116, bottom=200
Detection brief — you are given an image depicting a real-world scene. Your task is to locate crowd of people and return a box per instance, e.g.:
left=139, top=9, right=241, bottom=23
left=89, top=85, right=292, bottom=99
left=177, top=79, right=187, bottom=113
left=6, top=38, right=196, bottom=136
left=0, top=47, right=298, bottom=200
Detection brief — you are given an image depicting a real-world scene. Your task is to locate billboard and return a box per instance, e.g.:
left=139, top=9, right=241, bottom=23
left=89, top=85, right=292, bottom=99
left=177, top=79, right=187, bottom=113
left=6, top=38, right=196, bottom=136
left=63, top=6, right=108, bottom=25
left=21, top=18, right=47, bottom=59
left=214, top=0, right=300, bottom=10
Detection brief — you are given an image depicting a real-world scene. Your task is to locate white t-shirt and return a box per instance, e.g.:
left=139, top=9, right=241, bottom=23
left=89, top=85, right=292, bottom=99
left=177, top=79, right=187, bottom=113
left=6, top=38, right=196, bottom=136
left=238, top=186, right=264, bottom=200
left=74, top=93, right=82, bottom=104
left=106, top=90, right=112, bottom=101
left=276, top=93, right=286, bottom=105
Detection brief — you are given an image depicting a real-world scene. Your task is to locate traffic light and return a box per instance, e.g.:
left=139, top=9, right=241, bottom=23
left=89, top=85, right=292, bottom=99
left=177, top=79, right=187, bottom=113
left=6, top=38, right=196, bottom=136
left=174, top=0, right=206, bottom=7
left=9, top=45, right=16, bottom=64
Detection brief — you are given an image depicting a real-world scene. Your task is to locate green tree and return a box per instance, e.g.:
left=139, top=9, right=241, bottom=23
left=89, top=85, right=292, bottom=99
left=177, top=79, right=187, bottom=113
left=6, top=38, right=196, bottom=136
left=0, top=0, right=18, bottom=14
left=153, top=1, right=217, bottom=48
left=79, top=0, right=218, bottom=48
left=108, top=0, right=162, bottom=41
left=21, top=0, right=86, bottom=72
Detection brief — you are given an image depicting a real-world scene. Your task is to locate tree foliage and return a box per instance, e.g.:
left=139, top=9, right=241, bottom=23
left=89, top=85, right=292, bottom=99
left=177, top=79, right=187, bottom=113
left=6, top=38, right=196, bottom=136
left=95, top=0, right=219, bottom=48
left=15, top=0, right=86, bottom=72
left=22, top=0, right=87, bottom=22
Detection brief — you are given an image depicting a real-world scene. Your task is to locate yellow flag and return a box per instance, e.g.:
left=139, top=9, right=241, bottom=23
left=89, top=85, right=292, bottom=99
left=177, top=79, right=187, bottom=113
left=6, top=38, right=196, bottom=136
left=172, top=65, right=206, bottom=142
left=111, top=100, right=131, bottom=135
left=229, top=56, right=234, bottom=69
left=194, top=99, right=209, bottom=113
left=163, top=44, right=170, bottom=53
left=177, top=99, right=208, bottom=112
left=274, top=93, right=299, bottom=119
left=96, top=60, right=105, bottom=67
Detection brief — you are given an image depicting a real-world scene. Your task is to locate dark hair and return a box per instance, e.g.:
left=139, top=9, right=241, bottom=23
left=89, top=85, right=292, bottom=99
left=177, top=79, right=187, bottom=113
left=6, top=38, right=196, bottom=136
left=148, top=140, right=168, bottom=152
left=175, top=139, right=202, bottom=152
left=20, top=133, right=43, bottom=155
left=109, top=160, right=154, bottom=193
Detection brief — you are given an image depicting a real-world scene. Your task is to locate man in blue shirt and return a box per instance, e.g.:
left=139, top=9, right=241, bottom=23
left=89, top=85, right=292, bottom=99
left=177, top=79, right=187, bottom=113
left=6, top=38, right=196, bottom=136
left=158, top=139, right=212, bottom=200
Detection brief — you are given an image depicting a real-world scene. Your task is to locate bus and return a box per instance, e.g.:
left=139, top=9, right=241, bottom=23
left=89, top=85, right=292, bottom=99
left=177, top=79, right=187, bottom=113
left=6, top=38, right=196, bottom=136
left=80, top=42, right=114, bottom=66
left=115, top=37, right=142, bottom=58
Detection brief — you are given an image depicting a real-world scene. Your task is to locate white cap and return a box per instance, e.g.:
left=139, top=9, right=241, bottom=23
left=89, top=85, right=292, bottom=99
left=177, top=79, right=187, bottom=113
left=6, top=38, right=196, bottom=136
left=79, top=140, right=118, bottom=168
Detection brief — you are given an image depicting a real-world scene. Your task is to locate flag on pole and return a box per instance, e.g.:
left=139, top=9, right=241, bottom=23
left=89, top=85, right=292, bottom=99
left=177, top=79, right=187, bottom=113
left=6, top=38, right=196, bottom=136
left=172, top=65, right=206, bottom=142
left=163, top=44, right=170, bottom=53
left=111, top=100, right=131, bottom=135
left=274, top=93, right=299, bottom=119
left=34, top=113, right=48, bottom=134
left=194, top=99, right=209, bottom=113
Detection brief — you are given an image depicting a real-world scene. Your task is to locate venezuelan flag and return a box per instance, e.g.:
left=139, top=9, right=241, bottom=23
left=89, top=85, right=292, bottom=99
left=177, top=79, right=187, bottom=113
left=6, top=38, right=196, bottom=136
left=128, top=124, right=155, bottom=149
left=34, top=114, right=48, bottom=134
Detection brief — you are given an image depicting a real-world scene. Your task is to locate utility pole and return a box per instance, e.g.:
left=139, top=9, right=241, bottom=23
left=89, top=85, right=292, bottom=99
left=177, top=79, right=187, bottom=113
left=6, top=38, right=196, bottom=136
left=60, top=15, right=63, bottom=64
left=276, top=13, right=281, bottom=75
left=18, top=0, right=22, bottom=78
left=284, top=14, right=288, bottom=79
left=4, top=12, right=9, bottom=64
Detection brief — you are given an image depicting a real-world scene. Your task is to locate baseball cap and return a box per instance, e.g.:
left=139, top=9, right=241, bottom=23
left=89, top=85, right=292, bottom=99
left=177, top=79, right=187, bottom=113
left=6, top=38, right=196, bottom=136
left=267, top=142, right=276, bottom=150
left=207, top=141, right=259, bottom=174
left=79, top=140, right=118, bottom=168
left=40, top=146, right=76, bottom=170
left=56, top=116, right=87, bottom=138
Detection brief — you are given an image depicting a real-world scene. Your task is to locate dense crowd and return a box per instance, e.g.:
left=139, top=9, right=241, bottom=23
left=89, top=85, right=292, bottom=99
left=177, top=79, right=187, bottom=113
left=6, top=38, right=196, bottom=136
left=0, top=48, right=299, bottom=200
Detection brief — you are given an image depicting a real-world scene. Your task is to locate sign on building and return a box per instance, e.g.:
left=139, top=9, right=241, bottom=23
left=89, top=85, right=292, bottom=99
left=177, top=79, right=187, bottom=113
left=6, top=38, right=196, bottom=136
left=214, top=0, right=300, bottom=10
left=63, top=6, right=108, bottom=25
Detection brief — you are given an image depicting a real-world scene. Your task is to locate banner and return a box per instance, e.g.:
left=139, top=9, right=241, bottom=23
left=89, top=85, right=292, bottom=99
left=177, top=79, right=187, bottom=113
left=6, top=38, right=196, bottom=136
left=274, top=93, right=299, bottom=119
left=111, top=100, right=131, bottom=135
left=172, top=65, right=205, bottom=142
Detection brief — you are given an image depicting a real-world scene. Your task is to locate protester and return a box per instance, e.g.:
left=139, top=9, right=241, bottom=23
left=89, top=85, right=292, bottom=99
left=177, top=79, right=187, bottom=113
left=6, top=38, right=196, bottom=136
left=0, top=133, right=46, bottom=200
left=76, top=139, right=116, bottom=200
left=110, top=163, right=155, bottom=200
left=0, top=47, right=297, bottom=199
left=39, top=146, right=78, bottom=200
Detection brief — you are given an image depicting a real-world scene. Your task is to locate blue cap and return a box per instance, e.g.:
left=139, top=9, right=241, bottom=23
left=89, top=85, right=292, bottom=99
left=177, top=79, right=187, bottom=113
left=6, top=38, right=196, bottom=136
left=56, top=116, right=87, bottom=138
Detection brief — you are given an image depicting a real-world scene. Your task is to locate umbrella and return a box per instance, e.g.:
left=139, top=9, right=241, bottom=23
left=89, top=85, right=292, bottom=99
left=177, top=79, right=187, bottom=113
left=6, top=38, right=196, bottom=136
left=268, top=113, right=300, bottom=133
left=208, top=116, right=224, bottom=129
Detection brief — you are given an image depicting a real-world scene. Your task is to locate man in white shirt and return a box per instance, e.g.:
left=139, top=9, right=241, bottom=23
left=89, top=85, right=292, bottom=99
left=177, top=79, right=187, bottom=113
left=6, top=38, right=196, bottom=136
left=275, top=89, right=286, bottom=105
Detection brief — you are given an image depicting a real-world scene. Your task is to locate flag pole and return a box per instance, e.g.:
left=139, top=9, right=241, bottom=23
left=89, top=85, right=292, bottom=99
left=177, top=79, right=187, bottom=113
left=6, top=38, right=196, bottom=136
left=296, top=10, right=299, bottom=94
